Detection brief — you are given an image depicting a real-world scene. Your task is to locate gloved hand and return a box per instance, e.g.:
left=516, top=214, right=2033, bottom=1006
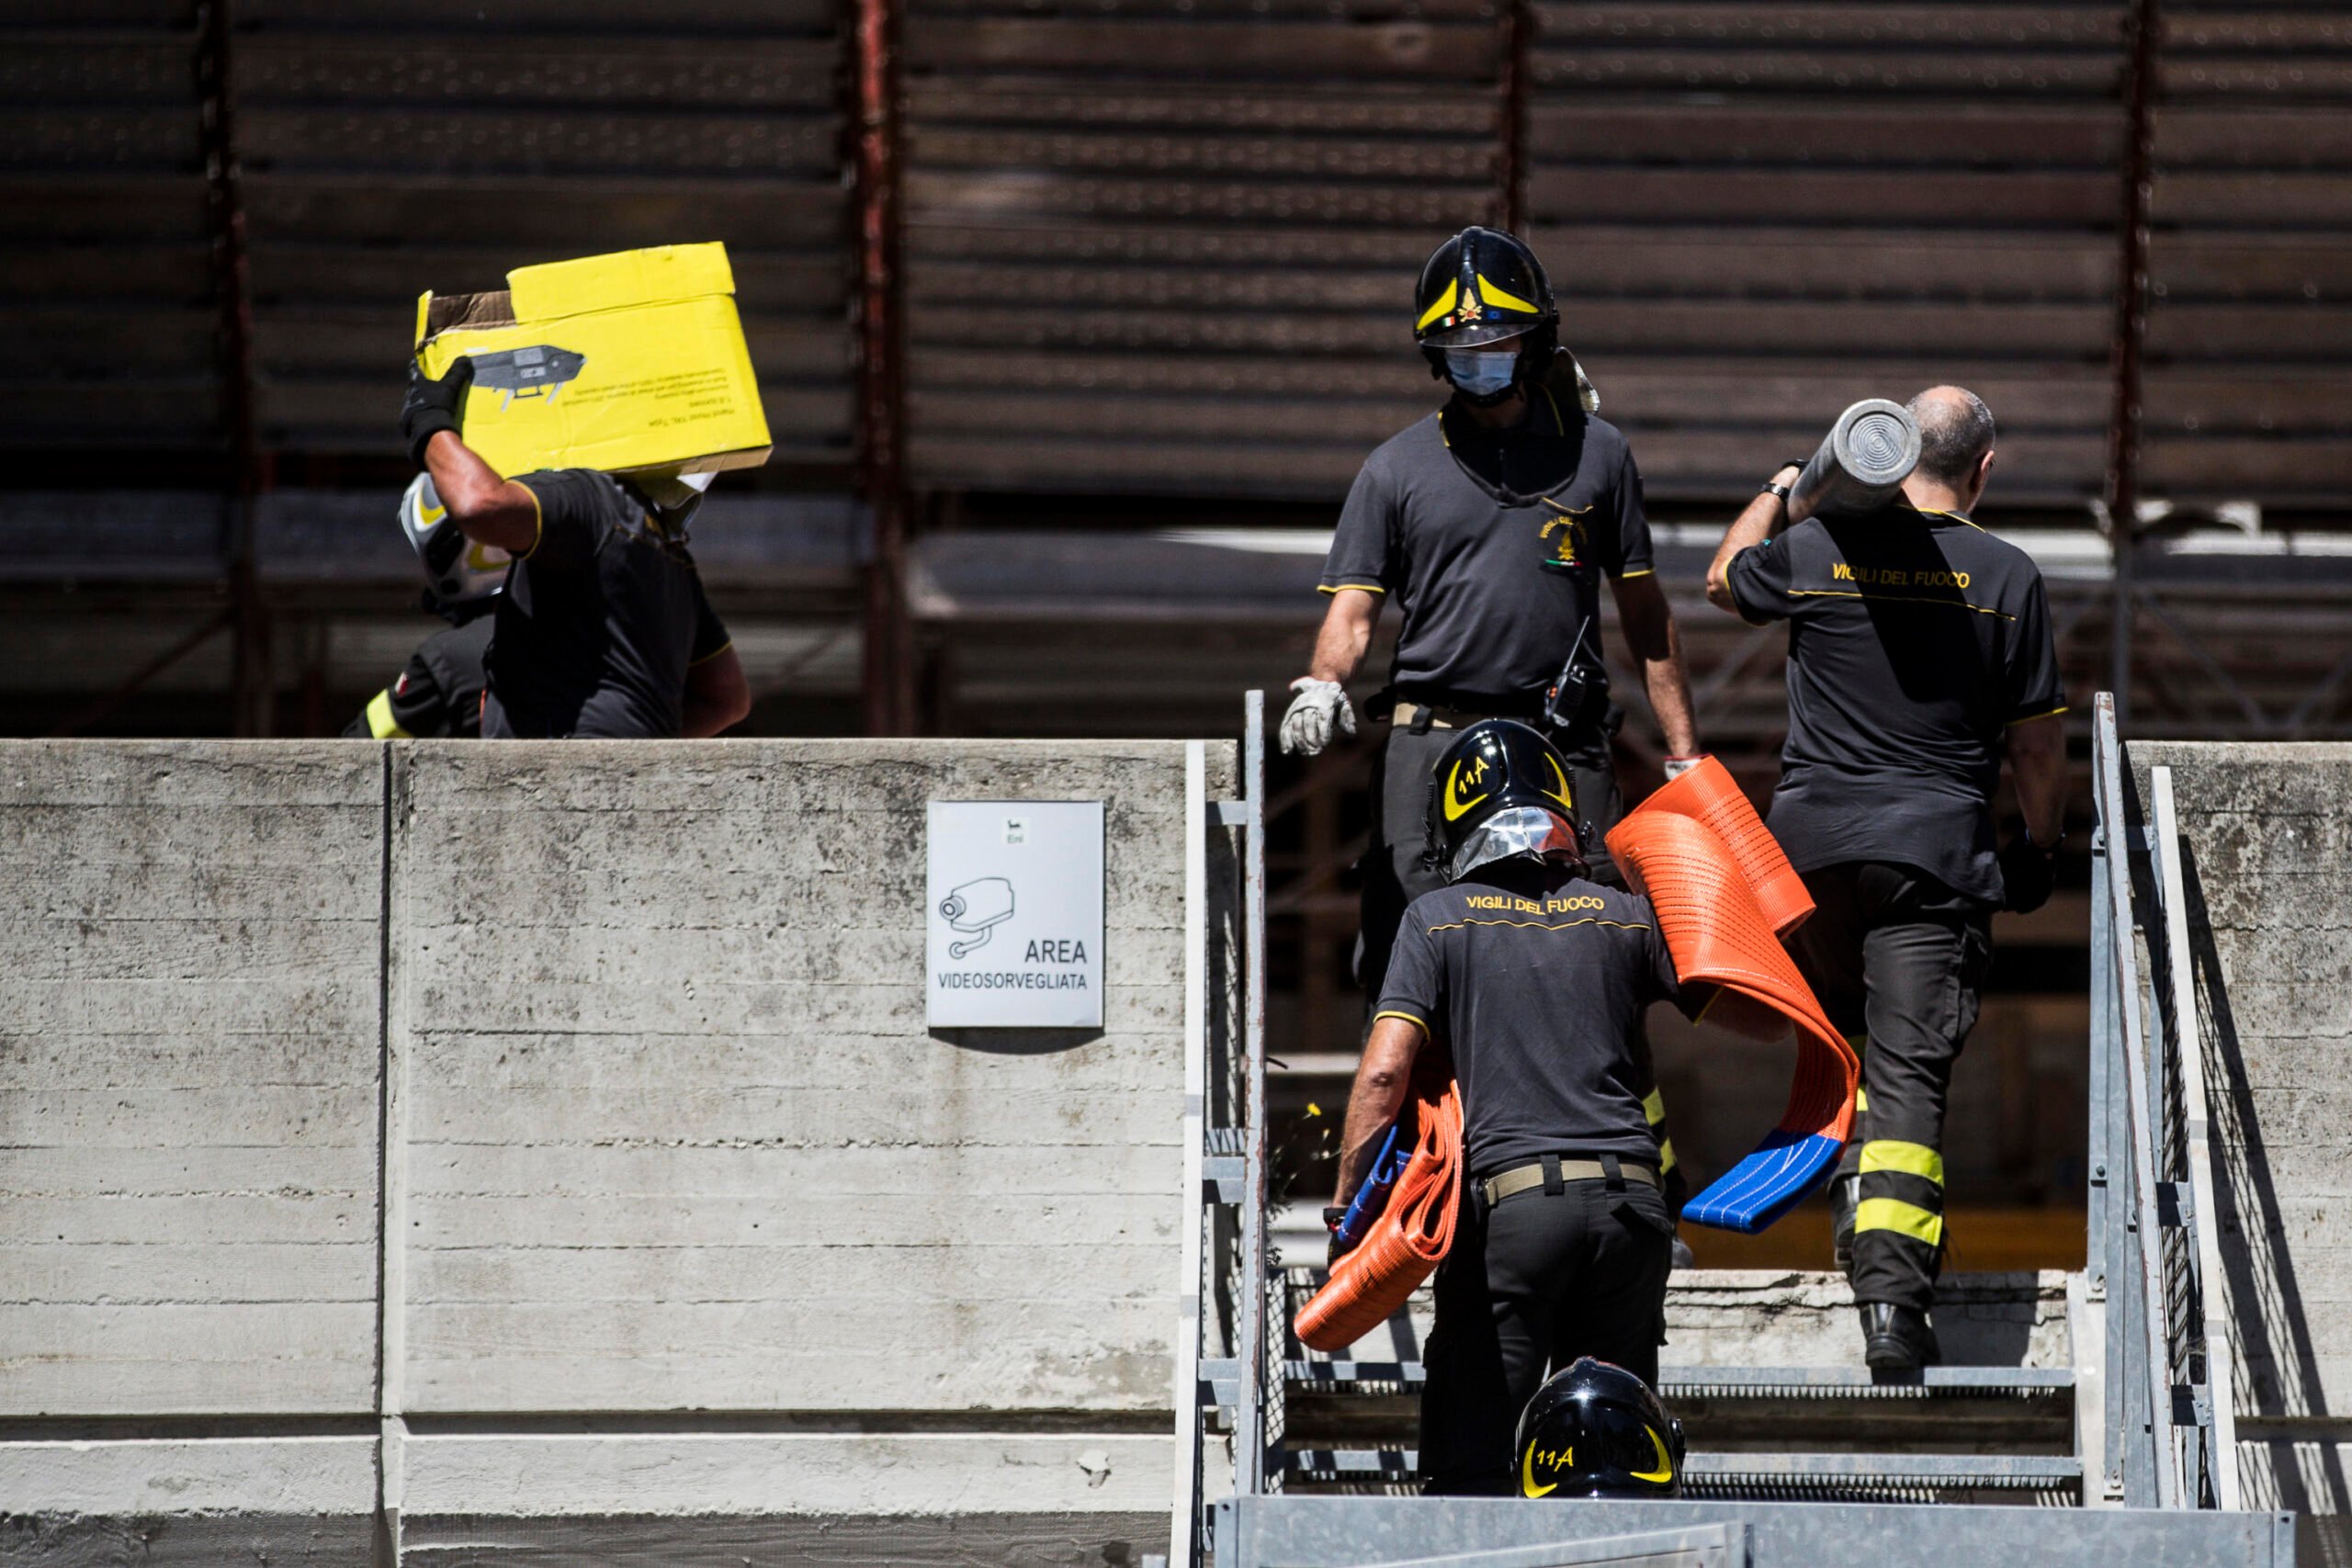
left=1279, top=677, right=1356, bottom=756
left=401, top=355, right=473, bottom=468
left=1324, top=1205, right=1359, bottom=1269
left=1998, top=831, right=2059, bottom=914
left=1664, top=755, right=1704, bottom=781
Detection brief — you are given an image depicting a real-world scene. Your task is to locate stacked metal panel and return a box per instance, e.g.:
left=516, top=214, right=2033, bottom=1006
left=899, top=0, right=1509, bottom=497
left=0, top=3, right=221, bottom=455
left=1525, top=3, right=2131, bottom=504
left=2144, top=6, right=2352, bottom=508
left=232, top=0, right=854, bottom=471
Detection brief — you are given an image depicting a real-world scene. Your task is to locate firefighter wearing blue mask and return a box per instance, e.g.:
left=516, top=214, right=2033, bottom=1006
left=1285, top=228, right=1703, bottom=961
left=1283, top=229, right=1705, bottom=1219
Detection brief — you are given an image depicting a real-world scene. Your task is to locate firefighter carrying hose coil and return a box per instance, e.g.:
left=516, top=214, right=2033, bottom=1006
left=1703, top=387, right=2069, bottom=1373
left=1329, top=719, right=1722, bottom=1495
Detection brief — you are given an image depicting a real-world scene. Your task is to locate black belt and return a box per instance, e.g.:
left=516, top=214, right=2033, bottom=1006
left=1386, top=700, right=1540, bottom=731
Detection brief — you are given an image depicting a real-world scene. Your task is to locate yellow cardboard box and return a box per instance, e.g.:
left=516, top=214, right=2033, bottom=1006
left=413, top=243, right=771, bottom=479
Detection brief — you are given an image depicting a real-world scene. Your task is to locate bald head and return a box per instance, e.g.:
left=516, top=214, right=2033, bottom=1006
left=1907, top=386, right=1996, bottom=491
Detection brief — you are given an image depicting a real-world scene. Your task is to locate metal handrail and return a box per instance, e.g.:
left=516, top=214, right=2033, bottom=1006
left=1171, top=692, right=1272, bottom=1568
left=1241, top=688, right=1273, bottom=1496
left=2151, top=764, right=2243, bottom=1508
left=2092, top=691, right=2184, bottom=1507
left=2089, top=692, right=2237, bottom=1509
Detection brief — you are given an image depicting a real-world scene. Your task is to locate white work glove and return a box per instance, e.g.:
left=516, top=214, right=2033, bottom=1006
left=1279, top=678, right=1356, bottom=756
left=1664, top=755, right=1705, bottom=782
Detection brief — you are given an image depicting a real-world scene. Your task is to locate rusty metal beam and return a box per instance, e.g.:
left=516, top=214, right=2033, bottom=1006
left=854, top=0, right=913, bottom=736
left=195, top=0, right=271, bottom=738
left=1498, top=0, right=1532, bottom=233
left=2103, top=0, right=2162, bottom=727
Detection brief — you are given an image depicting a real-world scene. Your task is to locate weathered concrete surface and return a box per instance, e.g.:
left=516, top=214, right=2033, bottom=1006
left=390, top=741, right=1226, bottom=1414
left=2132, top=742, right=2352, bottom=1537
left=396, top=1510, right=1168, bottom=1567
left=0, top=742, right=385, bottom=1415
left=0, top=738, right=1234, bottom=1556
left=0, top=1435, right=377, bottom=1512
left=399, top=1432, right=1170, bottom=1515
left=0, top=1511, right=377, bottom=1568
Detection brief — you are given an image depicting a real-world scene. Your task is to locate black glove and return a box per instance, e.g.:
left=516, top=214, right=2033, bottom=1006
left=401, top=355, right=473, bottom=468
left=1324, top=1205, right=1358, bottom=1269
left=1998, top=832, right=2058, bottom=914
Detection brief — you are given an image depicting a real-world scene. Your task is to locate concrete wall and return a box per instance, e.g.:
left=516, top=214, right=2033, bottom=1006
left=0, top=742, right=386, bottom=1416
left=0, top=739, right=1235, bottom=1566
left=2131, top=743, right=2352, bottom=1551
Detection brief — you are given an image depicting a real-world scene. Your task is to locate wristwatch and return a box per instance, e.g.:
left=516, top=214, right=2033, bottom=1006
left=1760, top=479, right=1793, bottom=501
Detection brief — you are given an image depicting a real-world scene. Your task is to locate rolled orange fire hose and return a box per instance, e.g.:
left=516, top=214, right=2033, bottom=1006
left=1295, top=760, right=1858, bottom=1349
left=1605, top=759, right=1858, bottom=1232
left=1295, top=1063, right=1461, bottom=1353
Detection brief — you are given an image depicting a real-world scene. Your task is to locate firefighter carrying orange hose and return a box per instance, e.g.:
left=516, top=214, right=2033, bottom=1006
left=1324, top=718, right=1740, bottom=1496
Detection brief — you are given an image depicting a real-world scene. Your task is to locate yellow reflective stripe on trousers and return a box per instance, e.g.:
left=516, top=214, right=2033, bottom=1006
left=1855, top=1086, right=1869, bottom=1112
left=1854, top=1197, right=1943, bottom=1246
left=1860, top=1140, right=1944, bottom=1186
left=365, top=689, right=412, bottom=739
left=1641, top=1089, right=1675, bottom=1170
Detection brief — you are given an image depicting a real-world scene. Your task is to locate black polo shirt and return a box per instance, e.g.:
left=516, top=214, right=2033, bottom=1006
left=481, top=468, right=731, bottom=739
left=1724, top=503, right=2065, bottom=906
left=1320, top=391, right=1653, bottom=711
left=1375, top=859, right=1686, bottom=1179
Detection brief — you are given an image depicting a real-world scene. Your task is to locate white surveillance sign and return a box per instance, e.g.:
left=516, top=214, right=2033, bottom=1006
left=926, top=801, right=1104, bottom=1028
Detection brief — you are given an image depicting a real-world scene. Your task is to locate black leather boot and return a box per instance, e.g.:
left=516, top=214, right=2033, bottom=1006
left=1860, top=1302, right=1940, bottom=1376
left=1829, top=1174, right=1859, bottom=1272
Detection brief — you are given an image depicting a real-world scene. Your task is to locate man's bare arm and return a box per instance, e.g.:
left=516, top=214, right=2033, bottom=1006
left=1306, top=588, right=1382, bottom=685
left=683, top=646, right=752, bottom=738
left=1704, top=463, right=1804, bottom=614
left=421, top=430, right=541, bottom=555
left=1610, top=571, right=1698, bottom=757
left=1334, top=1015, right=1423, bottom=1205
left=2006, top=713, right=2067, bottom=846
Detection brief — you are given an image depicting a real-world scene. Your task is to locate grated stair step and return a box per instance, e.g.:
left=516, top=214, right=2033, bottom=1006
left=1285, top=1361, right=2075, bottom=1399
left=1280, top=1448, right=2084, bottom=1504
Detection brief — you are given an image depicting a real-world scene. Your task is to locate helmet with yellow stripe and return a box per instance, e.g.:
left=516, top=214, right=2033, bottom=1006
left=400, top=473, right=511, bottom=607
left=1516, top=1357, right=1687, bottom=1500
left=1413, top=227, right=1560, bottom=405
left=1422, top=717, right=1589, bottom=883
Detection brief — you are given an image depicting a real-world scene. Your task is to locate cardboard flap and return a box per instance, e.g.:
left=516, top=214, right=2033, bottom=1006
left=506, top=243, right=734, bottom=319
left=418, top=288, right=518, bottom=346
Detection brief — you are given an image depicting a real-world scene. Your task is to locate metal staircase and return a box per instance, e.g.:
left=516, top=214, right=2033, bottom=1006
left=1172, top=693, right=2287, bottom=1567
left=1272, top=1270, right=2086, bottom=1506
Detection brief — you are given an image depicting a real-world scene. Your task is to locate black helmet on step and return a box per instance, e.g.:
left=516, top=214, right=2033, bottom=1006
left=1516, top=1357, right=1687, bottom=1500
left=1422, top=717, right=1586, bottom=883
left=1413, top=227, right=1561, bottom=405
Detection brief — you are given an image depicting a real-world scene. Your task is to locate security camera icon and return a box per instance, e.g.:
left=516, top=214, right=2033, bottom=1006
left=940, top=876, right=1015, bottom=959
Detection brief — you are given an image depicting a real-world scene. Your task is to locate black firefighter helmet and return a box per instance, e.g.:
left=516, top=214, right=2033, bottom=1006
left=1516, top=1357, right=1687, bottom=1500
left=1422, top=718, right=1586, bottom=884
left=1413, top=227, right=1561, bottom=400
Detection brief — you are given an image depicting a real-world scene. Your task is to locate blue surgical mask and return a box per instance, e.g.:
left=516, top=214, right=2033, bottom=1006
left=1444, top=347, right=1518, bottom=398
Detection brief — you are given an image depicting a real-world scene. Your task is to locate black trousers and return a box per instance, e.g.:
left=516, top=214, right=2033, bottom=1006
left=1419, top=1172, right=1676, bottom=1495
left=1786, top=862, right=1994, bottom=1314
